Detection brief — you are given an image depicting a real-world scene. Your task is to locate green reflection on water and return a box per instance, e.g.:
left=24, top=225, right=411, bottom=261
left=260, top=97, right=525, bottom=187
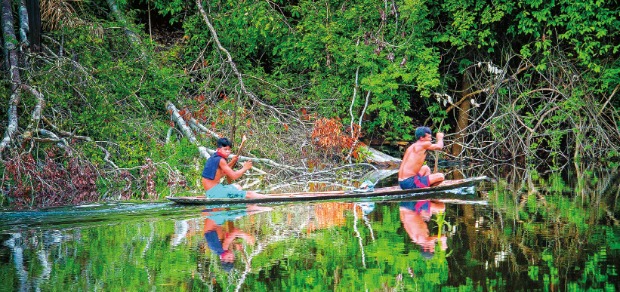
left=0, top=167, right=618, bottom=291
left=483, top=166, right=619, bottom=291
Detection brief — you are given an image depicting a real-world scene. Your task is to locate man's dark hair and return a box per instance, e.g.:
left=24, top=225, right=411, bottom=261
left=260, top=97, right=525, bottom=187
left=216, top=137, right=233, bottom=148
left=415, top=127, right=432, bottom=141
left=420, top=250, right=434, bottom=260
left=220, top=260, right=234, bottom=272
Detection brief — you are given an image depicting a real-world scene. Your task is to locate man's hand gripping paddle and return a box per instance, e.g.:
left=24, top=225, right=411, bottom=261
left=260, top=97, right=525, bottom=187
left=226, top=135, right=247, bottom=184
left=229, top=135, right=247, bottom=167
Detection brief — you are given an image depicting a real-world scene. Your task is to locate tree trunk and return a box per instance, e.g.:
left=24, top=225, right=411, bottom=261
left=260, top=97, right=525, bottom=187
left=2, top=0, right=21, bottom=87
left=18, top=0, right=28, bottom=46
left=26, top=0, right=40, bottom=51
left=0, top=0, right=23, bottom=155
left=166, top=101, right=305, bottom=172
left=106, top=0, right=146, bottom=58
left=452, top=70, right=472, bottom=157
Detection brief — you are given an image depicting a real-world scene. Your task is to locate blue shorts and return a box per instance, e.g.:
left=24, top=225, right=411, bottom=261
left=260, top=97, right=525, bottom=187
left=400, top=200, right=430, bottom=212
left=204, top=209, right=248, bottom=225
left=206, top=184, right=247, bottom=199
left=399, top=175, right=430, bottom=189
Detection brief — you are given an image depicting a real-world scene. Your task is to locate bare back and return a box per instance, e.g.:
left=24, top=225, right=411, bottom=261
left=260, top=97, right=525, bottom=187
left=398, top=141, right=430, bottom=180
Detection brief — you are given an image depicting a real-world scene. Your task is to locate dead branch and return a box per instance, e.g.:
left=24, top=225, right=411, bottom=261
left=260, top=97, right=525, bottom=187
left=41, top=39, right=93, bottom=78
left=23, top=84, right=45, bottom=134
left=445, top=62, right=531, bottom=114
left=96, top=143, right=119, bottom=169
left=188, top=118, right=220, bottom=139
left=167, top=101, right=304, bottom=173
left=345, top=64, right=371, bottom=162
left=105, top=0, right=146, bottom=58
left=17, top=0, right=29, bottom=46
left=0, top=91, right=20, bottom=157
left=444, top=49, right=619, bottom=163
left=34, top=129, right=70, bottom=151
left=598, top=84, right=619, bottom=116
left=166, top=101, right=211, bottom=160
left=42, top=116, right=92, bottom=142
left=195, top=0, right=296, bottom=124
left=166, top=101, right=200, bottom=145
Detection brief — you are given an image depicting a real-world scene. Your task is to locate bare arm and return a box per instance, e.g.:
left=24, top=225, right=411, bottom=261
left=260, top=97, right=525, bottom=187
left=426, top=132, right=444, bottom=150
left=227, top=155, right=239, bottom=168
left=226, top=156, right=240, bottom=184
left=222, top=229, right=255, bottom=249
left=219, top=159, right=252, bottom=181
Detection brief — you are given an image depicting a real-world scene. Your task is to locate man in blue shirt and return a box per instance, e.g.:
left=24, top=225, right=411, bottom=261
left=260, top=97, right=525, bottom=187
left=201, top=137, right=269, bottom=199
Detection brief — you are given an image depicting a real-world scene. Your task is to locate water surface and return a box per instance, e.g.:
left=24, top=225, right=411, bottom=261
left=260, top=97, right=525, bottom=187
left=1, top=168, right=618, bottom=291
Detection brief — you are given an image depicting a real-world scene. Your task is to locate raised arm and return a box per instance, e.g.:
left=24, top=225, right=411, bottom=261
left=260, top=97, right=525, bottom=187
left=426, top=132, right=444, bottom=150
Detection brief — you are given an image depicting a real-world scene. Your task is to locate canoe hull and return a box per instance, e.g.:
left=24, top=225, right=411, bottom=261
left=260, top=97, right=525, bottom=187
left=167, top=176, right=490, bottom=205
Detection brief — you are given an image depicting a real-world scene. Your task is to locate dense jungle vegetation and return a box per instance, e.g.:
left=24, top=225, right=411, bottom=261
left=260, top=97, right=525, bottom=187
left=0, top=0, right=618, bottom=209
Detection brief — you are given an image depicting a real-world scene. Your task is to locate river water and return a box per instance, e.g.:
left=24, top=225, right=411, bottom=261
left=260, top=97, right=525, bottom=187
left=1, top=167, right=618, bottom=291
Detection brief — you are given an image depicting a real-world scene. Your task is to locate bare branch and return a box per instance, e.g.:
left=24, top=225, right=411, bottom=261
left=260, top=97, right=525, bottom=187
left=105, top=0, right=146, bottom=58
left=188, top=118, right=220, bottom=139
left=41, top=116, right=92, bottom=141
left=22, top=84, right=45, bottom=135
left=195, top=0, right=295, bottom=123
left=598, top=84, right=619, bottom=116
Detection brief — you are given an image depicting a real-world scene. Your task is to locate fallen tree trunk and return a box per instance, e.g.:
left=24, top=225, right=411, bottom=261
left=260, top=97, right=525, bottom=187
left=166, top=98, right=401, bottom=168
left=166, top=101, right=304, bottom=172
left=167, top=98, right=406, bottom=194
left=362, top=146, right=401, bottom=166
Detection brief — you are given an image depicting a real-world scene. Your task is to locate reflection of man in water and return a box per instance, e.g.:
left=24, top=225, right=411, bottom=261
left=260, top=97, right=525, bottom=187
left=203, top=205, right=270, bottom=271
left=399, top=200, right=447, bottom=258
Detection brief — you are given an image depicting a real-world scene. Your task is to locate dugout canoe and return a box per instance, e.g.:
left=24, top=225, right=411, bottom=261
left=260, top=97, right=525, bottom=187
left=166, top=176, right=491, bottom=205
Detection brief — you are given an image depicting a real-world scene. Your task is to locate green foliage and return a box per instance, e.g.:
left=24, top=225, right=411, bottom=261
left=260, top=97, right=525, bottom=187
left=435, top=0, right=514, bottom=52
left=2, top=166, right=618, bottom=290
left=141, top=0, right=191, bottom=24
left=93, top=0, right=620, bottom=168
left=174, top=0, right=443, bottom=139
left=14, top=15, right=190, bottom=202
left=2, top=0, right=619, bottom=208
left=510, top=0, right=620, bottom=72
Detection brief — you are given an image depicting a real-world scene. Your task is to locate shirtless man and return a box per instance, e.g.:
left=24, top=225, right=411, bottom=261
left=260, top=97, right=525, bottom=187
left=399, top=200, right=448, bottom=258
left=202, top=205, right=271, bottom=271
left=201, top=137, right=269, bottom=199
left=398, top=126, right=445, bottom=189
left=203, top=216, right=255, bottom=272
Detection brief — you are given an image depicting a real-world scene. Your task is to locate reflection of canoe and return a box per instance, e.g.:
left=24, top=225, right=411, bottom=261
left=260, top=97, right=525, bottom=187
left=167, top=176, right=491, bottom=205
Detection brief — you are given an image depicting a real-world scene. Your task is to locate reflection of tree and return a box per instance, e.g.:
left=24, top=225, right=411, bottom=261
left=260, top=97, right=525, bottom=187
left=472, top=165, right=620, bottom=290
left=201, top=201, right=456, bottom=291
left=3, top=231, right=56, bottom=292
left=306, top=202, right=353, bottom=232
left=1, top=218, right=211, bottom=291
left=219, top=203, right=359, bottom=290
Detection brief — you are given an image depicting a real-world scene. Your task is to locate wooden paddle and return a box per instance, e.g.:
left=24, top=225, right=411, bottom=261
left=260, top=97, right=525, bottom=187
left=434, top=121, right=444, bottom=173
left=229, top=134, right=247, bottom=167
left=226, top=135, right=247, bottom=184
